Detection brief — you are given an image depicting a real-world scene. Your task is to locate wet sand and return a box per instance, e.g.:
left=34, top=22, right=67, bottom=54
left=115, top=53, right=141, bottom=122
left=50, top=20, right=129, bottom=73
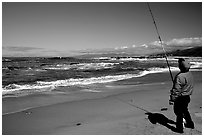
left=2, top=71, right=202, bottom=135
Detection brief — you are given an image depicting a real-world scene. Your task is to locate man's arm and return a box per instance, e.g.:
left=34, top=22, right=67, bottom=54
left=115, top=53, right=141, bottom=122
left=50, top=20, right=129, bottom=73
left=171, top=75, right=183, bottom=96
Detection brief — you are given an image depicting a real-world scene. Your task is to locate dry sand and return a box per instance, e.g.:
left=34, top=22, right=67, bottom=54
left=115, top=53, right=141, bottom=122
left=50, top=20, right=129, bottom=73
left=2, top=71, right=202, bottom=135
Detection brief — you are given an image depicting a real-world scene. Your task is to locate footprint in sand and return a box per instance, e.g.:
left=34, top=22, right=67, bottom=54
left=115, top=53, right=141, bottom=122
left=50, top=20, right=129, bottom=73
left=161, top=107, right=168, bottom=111
left=76, top=123, right=81, bottom=126
left=23, top=111, right=32, bottom=115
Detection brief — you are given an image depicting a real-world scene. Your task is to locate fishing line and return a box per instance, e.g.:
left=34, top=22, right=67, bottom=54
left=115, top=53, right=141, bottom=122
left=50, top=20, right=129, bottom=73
left=147, top=3, right=174, bottom=83
left=114, top=97, right=150, bottom=113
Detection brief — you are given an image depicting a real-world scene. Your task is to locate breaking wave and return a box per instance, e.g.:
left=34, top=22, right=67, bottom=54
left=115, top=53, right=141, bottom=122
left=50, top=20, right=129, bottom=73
left=2, top=67, right=175, bottom=96
left=190, top=61, right=202, bottom=69
left=43, top=62, right=120, bottom=70
left=2, top=59, right=201, bottom=97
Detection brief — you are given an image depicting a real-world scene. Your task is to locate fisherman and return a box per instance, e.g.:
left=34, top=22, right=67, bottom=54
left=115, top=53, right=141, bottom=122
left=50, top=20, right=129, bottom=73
left=170, top=58, right=195, bottom=133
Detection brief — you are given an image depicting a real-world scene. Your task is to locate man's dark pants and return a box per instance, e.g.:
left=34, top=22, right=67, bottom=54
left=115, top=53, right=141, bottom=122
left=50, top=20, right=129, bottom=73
left=173, top=95, right=194, bottom=130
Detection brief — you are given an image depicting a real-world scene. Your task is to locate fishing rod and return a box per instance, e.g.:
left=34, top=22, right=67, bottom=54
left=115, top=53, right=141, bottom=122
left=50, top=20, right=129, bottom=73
left=147, top=3, right=174, bottom=83
left=113, top=3, right=175, bottom=113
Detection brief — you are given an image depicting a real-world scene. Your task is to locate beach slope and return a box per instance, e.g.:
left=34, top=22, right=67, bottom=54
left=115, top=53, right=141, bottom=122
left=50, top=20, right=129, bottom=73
left=2, top=72, right=202, bottom=135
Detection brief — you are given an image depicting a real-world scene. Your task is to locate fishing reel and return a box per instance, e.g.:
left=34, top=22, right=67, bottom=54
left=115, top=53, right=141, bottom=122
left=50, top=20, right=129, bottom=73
left=169, top=94, right=175, bottom=105
left=169, top=89, right=180, bottom=105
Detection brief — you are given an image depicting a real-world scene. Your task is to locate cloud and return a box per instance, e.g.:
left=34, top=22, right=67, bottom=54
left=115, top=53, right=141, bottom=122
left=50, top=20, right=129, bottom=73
left=114, top=46, right=128, bottom=50
left=2, top=46, right=43, bottom=52
left=150, top=41, right=164, bottom=46
left=3, top=46, right=47, bottom=57
left=140, top=44, right=148, bottom=48
left=149, top=37, right=201, bottom=47
left=2, top=46, right=77, bottom=57
left=3, top=37, right=202, bottom=57
left=148, top=37, right=202, bottom=51
left=166, top=37, right=202, bottom=47
left=121, top=46, right=128, bottom=49
left=115, top=37, right=202, bottom=55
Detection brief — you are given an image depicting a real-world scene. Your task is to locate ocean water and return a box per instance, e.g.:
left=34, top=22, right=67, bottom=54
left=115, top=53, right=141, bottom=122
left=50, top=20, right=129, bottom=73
left=2, top=56, right=202, bottom=97
left=2, top=56, right=202, bottom=114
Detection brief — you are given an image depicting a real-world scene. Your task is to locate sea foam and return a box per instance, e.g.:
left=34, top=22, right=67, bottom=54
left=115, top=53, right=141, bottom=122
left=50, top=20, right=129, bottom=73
left=43, top=62, right=120, bottom=70
left=2, top=65, right=200, bottom=96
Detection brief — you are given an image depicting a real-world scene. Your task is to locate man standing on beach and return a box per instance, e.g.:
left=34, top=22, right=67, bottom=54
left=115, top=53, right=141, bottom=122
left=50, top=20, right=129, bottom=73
left=170, top=58, right=195, bottom=133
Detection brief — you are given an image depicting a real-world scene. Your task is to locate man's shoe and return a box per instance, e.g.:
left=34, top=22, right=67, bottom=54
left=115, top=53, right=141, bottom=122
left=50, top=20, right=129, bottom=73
left=184, top=123, right=194, bottom=129
left=173, top=127, right=184, bottom=134
left=176, top=129, right=184, bottom=133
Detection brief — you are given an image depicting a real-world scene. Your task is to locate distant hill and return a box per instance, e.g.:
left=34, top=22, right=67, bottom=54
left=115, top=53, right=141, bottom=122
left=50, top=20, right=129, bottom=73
left=75, top=46, right=202, bottom=59
left=152, top=46, right=202, bottom=57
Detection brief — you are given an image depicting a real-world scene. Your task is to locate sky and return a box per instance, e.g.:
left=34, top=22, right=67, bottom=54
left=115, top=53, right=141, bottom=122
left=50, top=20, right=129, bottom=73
left=2, top=2, right=202, bottom=57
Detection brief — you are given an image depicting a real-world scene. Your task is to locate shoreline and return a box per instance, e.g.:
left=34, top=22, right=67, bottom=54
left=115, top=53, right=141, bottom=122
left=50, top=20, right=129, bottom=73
left=2, top=70, right=178, bottom=115
left=2, top=81, right=166, bottom=116
left=2, top=71, right=202, bottom=135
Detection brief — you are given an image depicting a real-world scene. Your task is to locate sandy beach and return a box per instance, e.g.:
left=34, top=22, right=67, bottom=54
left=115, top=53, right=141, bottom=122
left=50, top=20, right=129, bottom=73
left=2, top=71, right=202, bottom=135
left=2, top=2, right=202, bottom=135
